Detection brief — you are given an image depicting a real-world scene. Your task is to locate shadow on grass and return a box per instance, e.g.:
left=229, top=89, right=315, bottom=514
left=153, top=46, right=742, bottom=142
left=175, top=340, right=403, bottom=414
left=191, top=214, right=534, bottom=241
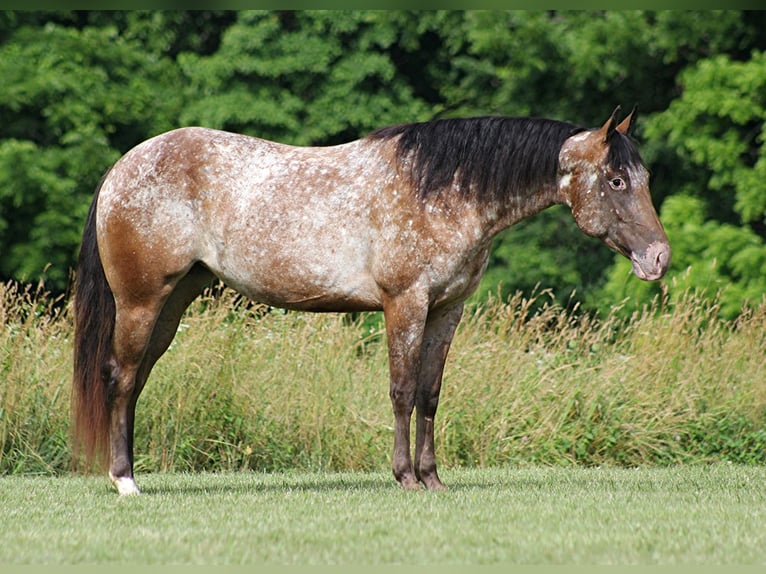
left=87, top=468, right=526, bottom=496
left=128, top=471, right=399, bottom=496
left=81, top=465, right=688, bottom=500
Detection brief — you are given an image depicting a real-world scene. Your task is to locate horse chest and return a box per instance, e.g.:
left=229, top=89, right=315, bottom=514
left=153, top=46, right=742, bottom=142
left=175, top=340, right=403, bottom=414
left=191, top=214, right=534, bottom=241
left=426, top=244, right=491, bottom=306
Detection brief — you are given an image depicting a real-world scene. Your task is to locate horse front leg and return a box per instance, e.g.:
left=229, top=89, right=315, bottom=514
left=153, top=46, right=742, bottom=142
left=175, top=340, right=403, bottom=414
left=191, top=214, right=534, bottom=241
left=383, top=291, right=428, bottom=490
left=415, top=303, right=463, bottom=490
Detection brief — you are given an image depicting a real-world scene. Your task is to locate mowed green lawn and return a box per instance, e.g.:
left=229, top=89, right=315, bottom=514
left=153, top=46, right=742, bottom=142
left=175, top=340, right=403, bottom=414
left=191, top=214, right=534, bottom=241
left=2, top=465, right=765, bottom=564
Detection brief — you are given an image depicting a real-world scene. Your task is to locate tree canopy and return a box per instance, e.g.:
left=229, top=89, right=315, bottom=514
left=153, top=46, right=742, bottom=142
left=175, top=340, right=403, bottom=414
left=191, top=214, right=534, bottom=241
left=1, top=10, right=764, bottom=317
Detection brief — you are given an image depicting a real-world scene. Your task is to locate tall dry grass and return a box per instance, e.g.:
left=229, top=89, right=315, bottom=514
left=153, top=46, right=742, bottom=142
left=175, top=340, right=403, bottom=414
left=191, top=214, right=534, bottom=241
left=0, top=282, right=70, bottom=473
left=1, top=281, right=764, bottom=475
left=441, top=290, right=766, bottom=467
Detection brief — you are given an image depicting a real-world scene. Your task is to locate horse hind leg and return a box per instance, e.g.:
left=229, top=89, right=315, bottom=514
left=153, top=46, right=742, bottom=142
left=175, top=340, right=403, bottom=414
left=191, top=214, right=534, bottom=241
left=137, top=264, right=214, bottom=387
left=107, top=264, right=214, bottom=495
left=106, top=300, right=166, bottom=495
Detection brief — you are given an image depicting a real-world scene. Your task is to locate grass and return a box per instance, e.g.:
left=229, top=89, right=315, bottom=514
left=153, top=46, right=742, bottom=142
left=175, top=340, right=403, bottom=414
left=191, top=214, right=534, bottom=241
left=1, top=465, right=765, bottom=564
left=1, top=281, right=765, bottom=474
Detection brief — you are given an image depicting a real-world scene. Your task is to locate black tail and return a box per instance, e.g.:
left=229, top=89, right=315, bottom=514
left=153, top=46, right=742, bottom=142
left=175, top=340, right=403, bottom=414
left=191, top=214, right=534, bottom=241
left=71, top=175, right=115, bottom=469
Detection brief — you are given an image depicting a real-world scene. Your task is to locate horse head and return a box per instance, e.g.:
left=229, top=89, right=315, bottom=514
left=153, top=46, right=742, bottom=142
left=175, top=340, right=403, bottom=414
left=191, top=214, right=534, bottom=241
left=558, top=107, right=670, bottom=281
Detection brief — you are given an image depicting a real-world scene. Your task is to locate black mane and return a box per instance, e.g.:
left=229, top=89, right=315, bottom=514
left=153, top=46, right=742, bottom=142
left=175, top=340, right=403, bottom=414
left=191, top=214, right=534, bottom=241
left=369, top=116, right=585, bottom=201
left=607, top=130, right=645, bottom=172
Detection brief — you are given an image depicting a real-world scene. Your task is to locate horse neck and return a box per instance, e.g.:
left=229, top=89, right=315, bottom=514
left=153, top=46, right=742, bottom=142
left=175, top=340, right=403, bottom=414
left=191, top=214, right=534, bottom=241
left=482, top=181, right=562, bottom=238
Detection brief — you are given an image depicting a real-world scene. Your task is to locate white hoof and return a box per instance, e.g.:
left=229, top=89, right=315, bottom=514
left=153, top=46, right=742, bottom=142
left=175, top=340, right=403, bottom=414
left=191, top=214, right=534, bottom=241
left=109, top=473, right=141, bottom=495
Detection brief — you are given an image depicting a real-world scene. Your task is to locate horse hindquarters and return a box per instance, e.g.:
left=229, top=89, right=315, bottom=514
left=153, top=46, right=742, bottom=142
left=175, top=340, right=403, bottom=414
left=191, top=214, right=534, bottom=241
left=74, top=176, right=212, bottom=494
left=71, top=179, right=152, bottom=495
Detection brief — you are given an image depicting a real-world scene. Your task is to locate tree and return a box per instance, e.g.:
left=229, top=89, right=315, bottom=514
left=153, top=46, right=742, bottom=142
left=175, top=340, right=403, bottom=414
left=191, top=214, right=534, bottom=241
left=176, top=11, right=439, bottom=145
left=0, top=13, right=219, bottom=291
left=1, top=10, right=765, bottom=315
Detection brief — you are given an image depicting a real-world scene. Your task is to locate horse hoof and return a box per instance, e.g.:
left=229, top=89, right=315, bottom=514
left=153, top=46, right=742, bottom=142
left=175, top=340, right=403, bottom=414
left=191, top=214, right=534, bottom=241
left=420, top=473, right=447, bottom=491
left=425, top=479, right=447, bottom=491
left=398, top=475, right=421, bottom=491
left=110, top=473, right=141, bottom=496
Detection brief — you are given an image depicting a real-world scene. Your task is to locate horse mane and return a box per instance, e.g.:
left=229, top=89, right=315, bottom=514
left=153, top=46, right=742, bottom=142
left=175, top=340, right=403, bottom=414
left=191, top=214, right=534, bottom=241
left=607, top=130, right=645, bottom=172
left=368, top=116, right=585, bottom=201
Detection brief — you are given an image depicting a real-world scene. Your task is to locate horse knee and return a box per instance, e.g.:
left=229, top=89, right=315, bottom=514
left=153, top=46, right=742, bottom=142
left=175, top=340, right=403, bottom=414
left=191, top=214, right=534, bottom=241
left=389, top=384, right=415, bottom=415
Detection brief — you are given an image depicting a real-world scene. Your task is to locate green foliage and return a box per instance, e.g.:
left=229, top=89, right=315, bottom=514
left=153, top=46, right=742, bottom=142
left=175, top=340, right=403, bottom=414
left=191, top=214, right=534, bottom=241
left=648, top=51, right=766, bottom=227
left=0, top=282, right=70, bottom=474
left=178, top=11, right=433, bottom=144
left=0, top=11, right=765, bottom=312
left=0, top=18, right=183, bottom=288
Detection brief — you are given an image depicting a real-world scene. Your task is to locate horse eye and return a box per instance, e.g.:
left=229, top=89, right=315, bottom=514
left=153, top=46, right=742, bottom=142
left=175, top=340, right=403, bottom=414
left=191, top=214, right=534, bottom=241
left=609, top=177, right=626, bottom=191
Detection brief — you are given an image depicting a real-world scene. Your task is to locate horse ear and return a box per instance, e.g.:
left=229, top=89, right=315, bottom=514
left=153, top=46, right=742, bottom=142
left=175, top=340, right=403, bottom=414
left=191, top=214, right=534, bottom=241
left=616, top=104, right=638, bottom=136
left=597, top=106, right=622, bottom=143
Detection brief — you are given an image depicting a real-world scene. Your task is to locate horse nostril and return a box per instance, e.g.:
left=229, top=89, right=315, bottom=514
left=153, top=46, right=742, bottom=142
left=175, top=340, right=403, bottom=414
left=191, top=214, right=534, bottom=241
left=655, top=244, right=671, bottom=271
left=657, top=246, right=670, bottom=267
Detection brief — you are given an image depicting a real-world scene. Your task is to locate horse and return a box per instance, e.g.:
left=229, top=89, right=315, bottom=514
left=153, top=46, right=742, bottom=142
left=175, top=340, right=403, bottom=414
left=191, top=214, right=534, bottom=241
left=72, top=106, right=670, bottom=495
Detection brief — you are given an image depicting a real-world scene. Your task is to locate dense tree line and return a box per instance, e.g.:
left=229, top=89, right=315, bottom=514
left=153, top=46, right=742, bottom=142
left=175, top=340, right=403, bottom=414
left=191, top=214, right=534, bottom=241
left=1, top=11, right=764, bottom=317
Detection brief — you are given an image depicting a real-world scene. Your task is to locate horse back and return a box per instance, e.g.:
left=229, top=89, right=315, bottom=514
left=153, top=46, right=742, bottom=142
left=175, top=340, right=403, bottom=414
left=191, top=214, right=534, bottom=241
left=96, top=127, right=489, bottom=312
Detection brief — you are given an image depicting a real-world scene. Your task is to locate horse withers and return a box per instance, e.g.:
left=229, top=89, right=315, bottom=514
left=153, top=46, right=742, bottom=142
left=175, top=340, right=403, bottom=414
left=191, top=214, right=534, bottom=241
left=72, top=107, right=670, bottom=494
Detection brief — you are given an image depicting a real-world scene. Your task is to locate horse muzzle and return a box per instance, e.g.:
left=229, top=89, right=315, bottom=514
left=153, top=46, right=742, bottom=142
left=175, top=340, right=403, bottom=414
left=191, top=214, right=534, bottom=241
left=630, top=241, right=671, bottom=281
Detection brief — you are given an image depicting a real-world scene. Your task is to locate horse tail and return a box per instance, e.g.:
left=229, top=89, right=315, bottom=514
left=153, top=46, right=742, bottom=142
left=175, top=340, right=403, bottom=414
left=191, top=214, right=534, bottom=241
left=71, top=174, right=114, bottom=469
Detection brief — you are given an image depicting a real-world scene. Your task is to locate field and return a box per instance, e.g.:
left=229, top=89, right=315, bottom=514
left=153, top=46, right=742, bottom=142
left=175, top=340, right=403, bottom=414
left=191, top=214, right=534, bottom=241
left=2, top=465, right=765, bottom=564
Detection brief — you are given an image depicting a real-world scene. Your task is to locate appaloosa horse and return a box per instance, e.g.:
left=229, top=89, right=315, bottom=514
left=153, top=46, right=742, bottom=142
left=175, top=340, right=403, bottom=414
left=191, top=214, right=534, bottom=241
left=72, top=107, right=670, bottom=494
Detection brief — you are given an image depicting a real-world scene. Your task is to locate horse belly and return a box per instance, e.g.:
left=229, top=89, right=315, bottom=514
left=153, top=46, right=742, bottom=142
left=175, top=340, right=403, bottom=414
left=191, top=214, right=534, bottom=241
left=209, top=231, right=383, bottom=312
